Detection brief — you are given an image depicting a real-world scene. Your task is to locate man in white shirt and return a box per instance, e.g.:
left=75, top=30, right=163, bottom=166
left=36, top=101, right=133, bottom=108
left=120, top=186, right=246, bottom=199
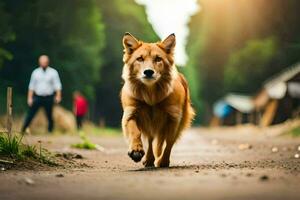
left=22, top=55, right=62, bottom=133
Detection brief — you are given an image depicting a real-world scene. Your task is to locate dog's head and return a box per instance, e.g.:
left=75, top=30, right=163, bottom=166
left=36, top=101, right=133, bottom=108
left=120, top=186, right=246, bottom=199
left=122, top=32, right=176, bottom=86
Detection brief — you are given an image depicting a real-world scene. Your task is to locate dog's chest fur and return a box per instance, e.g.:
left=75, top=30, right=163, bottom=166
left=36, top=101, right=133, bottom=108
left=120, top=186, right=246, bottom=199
left=135, top=100, right=182, bottom=136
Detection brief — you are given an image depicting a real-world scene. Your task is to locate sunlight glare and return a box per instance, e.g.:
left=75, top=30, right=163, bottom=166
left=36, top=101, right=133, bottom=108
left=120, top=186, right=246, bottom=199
left=136, top=0, right=199, bottom=66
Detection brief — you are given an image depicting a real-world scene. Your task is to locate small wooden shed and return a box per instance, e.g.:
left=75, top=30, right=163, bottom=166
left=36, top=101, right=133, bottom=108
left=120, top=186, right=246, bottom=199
left=211, top=93, right=255, bottom=126
left=253, top=63, right=300, bottom=126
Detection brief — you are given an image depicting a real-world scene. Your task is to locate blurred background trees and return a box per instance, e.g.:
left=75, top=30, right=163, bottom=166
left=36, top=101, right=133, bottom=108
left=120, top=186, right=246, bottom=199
left=0, top=0, right=105, bottom=114
left=0, top=0, right=299, bottom=126
left=0, top=1, right=14, bottom=69
left=186, top=0, right=300, bottom=123
left=0, top=0, right=158, bottom=127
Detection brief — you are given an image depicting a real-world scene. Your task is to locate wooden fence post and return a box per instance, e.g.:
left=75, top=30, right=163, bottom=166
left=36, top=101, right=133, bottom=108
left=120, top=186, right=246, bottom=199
left=6, top=87, right=13, bottom=138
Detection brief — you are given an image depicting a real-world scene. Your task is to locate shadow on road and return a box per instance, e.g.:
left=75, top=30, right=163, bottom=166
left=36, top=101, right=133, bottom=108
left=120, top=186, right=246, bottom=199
left=127, top=157, right=300, bottom=173
left=127, top=165, right=198, bottom=172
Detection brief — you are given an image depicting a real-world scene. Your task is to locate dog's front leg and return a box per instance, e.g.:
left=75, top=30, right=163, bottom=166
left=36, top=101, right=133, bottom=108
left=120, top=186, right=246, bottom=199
left=155, top=120, right=180, bottom=168
left=143, top=137, right=155, bottom=167
left=157, top=136, right=176, bottom=167
left=122, top=109, right=144, bottom=162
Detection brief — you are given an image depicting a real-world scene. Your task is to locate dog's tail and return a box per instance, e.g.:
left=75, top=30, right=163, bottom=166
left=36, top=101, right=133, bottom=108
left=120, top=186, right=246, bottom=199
left=178, top=73, right=195, bottom=129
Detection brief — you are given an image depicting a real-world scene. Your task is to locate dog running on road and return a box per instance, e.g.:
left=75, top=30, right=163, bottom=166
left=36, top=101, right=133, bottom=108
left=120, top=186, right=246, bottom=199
left=121, top=32, right=195, bottom=167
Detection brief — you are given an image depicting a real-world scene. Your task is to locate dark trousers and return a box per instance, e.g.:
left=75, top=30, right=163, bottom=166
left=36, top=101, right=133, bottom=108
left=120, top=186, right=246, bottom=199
left=76, top=115, right=84, bottom=130
left=22, top=95, right=54, bottom=132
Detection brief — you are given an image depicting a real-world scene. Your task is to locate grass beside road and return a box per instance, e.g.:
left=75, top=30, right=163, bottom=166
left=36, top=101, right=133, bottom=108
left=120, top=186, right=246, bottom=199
left=83, top=123, right=121, bottom=136
left=289, top=126, right=300, bottom=137
left=0, top=132, right=58, bottom=167
left=71, top=131, right=97, bottom=150
left=71, top=126, right=121, bottom=150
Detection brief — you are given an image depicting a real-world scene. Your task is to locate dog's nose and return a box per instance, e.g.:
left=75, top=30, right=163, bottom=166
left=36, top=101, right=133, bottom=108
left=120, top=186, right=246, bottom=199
left=143, top=69, right=154, bottom=78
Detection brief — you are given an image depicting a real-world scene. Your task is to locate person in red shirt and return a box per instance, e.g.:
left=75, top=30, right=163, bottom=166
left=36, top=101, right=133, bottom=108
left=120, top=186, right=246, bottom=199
left=73, top=91, right=88, bottom=130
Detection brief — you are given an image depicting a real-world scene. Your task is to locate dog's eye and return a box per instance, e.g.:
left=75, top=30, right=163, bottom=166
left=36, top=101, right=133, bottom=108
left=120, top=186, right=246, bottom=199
left=154, top=56, right=162, bottom=62
left=137, top=56, right=144, bottom=62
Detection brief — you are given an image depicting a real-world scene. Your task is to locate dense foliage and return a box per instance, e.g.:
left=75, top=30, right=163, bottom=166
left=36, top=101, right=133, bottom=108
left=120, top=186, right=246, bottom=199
left=185, top=0, right=300, bottom=123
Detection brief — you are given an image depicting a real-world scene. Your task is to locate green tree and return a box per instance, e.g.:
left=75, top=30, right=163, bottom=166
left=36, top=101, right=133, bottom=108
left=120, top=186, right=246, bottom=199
left=0, top=1, right=14, bottom=68
left=224, top=37, right=278, bottom=93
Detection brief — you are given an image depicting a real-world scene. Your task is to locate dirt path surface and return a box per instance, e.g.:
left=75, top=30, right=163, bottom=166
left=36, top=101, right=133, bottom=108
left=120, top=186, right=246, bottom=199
left=1, top=127, right=300, bottom=200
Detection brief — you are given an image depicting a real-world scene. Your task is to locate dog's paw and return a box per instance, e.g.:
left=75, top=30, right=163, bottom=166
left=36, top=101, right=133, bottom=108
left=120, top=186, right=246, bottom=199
left=142, top=158, right=155, bottom=167
left=155, top=159, right=170, bottom=168
left=128, top=149, right=145, bottom=162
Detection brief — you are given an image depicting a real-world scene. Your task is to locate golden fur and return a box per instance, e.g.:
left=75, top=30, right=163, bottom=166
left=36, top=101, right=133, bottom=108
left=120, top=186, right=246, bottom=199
left=121, top=32, right=195, bottom=167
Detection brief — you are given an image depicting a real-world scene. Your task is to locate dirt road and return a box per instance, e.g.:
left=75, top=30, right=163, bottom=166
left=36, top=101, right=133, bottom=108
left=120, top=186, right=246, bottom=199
left=1, top=127, right=300, bottom=200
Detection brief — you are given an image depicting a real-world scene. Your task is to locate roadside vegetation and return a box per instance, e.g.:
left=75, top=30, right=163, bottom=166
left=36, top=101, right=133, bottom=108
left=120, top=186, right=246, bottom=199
left=71, top=131, right=97, bottom=150
left=0, top=132, right=58, bottom=167
left=289, top=126, right=300, bottom=137
left=83, top=123, right=121, bottom=136
left=71, top=125, right=121, bottom=150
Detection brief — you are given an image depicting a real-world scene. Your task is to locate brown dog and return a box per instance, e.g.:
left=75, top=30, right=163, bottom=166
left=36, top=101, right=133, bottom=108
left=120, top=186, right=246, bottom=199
left=121, top=32, right=195, bottom=167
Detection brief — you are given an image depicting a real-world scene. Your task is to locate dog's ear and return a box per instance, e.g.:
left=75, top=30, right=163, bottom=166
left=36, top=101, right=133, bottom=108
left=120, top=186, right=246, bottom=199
left=123, top=32, right=140, bottom=54
left=160, top=33, right=176, bottom=54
